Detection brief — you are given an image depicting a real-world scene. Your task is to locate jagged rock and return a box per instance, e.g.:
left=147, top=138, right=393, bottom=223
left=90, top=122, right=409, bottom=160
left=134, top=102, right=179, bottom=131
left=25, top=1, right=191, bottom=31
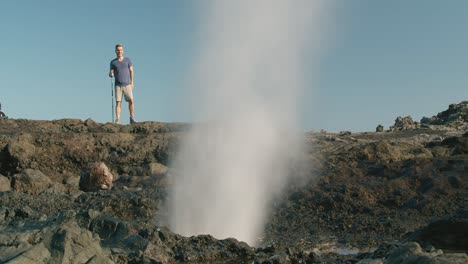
left=389, top=116, right=419, bottom=131
left=430, top=146, right=451, bottom=158
left=255, top=254, right=290, bottom=263
left=1, top=215, right=113, bottom=263
left=0, top=104, right=466, bottom=263
left=15, top=206, right=34, bottom=218
left=421, top=101, right=468, bottom=127
left=63, top=175, right=80, bottom=193
left=5, top=242, right=51, bottom=264
left=0, top=232, right=31, bottom=262
left=441, top=136, right=468, bottom=154
left=358, top=242, right=468, bottom=264
left=0, top=174, right=11, bottom=192
left=84, top=118, right=96, bottom=126
left=357, top=141, right=407, bottom=162
left=12, top=169, right=51, bottom=195
left=148, top=162, right=168, bottom=176
left=339, top=131, right=352, bottom=136
left=170, top=235, right=253, bottom=263
left=79, top=162, right=113, bottom=192
left=5, top=133, right=36, bottom=170
left=142, top=242, right=173, bottom=263
left=376, top=124, right=384, bottom=132
left=45, top=220, right=112, bottom=263
left=421, top=116, right=437, bottom=124
left=385, top=242, right=467, bottom=264
left=406, top=215, right=468, bottom=252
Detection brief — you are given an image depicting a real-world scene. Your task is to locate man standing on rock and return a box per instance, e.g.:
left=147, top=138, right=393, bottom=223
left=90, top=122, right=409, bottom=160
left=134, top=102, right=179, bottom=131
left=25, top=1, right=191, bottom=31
left=109, top=43, right=136, bottom=124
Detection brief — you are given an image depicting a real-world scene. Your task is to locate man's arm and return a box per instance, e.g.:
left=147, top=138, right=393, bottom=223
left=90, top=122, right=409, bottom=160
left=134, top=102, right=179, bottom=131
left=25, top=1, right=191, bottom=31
left=109, top=61, right=114, bottom=77
left=129, top=65, right=134, bottom=88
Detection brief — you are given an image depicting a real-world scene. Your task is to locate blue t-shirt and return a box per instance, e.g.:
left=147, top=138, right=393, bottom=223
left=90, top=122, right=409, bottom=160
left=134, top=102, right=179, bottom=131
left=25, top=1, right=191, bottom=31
left=110, top=57, right=133, bottom=86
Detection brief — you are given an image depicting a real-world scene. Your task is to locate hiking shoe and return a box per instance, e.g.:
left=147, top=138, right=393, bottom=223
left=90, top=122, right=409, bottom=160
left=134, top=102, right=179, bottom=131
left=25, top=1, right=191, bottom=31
left=114, top=118, right=120, bottom=124
left=130, top=116, right=137, bottom=124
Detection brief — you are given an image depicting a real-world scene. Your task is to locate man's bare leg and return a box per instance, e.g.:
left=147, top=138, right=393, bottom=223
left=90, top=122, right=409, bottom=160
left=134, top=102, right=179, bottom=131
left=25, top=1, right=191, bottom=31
left=129, top=100, right=136, bottom=123
left=115, top=101, right=122, bottom=123
left=129, top=100, right=134, bottom=117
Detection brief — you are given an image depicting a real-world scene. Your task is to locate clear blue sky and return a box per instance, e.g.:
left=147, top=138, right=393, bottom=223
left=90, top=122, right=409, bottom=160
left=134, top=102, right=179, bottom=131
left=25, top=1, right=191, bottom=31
left=1, top=0, right=466, bottom=132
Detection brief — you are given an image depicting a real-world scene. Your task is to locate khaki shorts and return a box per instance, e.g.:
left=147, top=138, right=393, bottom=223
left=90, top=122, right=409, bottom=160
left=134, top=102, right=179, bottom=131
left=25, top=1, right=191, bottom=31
left=115, top=84, right=134, bottom=102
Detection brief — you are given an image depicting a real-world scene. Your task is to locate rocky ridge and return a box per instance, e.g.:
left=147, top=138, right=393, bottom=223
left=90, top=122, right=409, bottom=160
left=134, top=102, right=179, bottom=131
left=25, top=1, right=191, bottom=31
left=388, top=101, right=468, bottom=131
left=0, top=102, right=467, bottom=263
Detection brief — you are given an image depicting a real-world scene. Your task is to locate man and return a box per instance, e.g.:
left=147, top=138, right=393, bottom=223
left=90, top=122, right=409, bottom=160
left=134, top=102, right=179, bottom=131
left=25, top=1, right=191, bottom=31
left=109, top=43, right=136, bottom=124
left=0, top=102, right=5, bottom=119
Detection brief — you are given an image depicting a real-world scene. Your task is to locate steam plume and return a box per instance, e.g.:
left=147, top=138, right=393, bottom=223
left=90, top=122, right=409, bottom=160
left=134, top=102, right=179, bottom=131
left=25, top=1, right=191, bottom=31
left=169, top=0, right=329, bottom=245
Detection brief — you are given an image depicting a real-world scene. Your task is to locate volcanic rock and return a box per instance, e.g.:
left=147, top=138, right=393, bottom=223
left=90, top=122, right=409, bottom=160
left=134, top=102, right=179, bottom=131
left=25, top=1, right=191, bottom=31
left=4, top=133, right=36, bottom=172
left=421, top=101, right=468, bottom=127
left=79, top=162, right=113, bottom=192
left=148, top=162, right=168, bottom=176
left=0, top=211, right=113, bottom=263
left=0, top=174, right=11, bottom=192
left=441, top=135, right=468, bottom=154
left=404, top=211, right=468, bottom=252
left=389, top=116, right=419, bottom=131
left=357, top=242, right=468, bottom=264
left=11, top=169, right=51, bottom=194
left=0, top=103, right=466, bottom=263
left=376, top=124, right=384, bottom=132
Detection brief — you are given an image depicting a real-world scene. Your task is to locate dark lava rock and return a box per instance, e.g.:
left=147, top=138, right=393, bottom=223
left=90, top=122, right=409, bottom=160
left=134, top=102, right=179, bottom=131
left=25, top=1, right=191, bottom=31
left=11, top=169, right=51, bottom=195
left=358, top=242, right=468, bottom=263
left=79, top=162, right=114, bottom=192
left=0, top=104, right=466, bottom=263
left=404, top=211, right=468, bottom=253
left=376, top=124, right=384, bottom=132
left=0, top=174, right=11, bottom=192
left=389, top=116, right=419, bottom=131
left=441, top=135, right=468, bottom=154
left=421, top=101, right=468, bottom=127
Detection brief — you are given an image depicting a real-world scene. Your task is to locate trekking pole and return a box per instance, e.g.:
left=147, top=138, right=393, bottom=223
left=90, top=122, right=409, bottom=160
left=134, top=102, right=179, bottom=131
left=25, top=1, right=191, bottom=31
left=111, top=77, right=115, bottom=122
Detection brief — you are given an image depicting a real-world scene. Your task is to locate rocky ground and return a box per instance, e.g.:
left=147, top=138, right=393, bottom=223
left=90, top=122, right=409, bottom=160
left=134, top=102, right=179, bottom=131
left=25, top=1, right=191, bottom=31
left=0, top=102, right=467, bottom=263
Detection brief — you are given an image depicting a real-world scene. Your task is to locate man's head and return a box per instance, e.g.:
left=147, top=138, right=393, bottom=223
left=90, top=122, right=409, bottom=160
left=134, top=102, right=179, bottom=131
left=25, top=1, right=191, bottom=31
left=115, top=43, right=124, bottom=58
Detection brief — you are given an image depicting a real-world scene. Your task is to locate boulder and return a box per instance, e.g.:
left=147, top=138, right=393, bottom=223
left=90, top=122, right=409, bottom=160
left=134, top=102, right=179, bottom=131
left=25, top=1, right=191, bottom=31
left=12, top=169, right=51, bottom=195
left=389, top=116, right=419, bottom=131
left=358, top=242, right=468, bottom=264
left=6, top=133, right=36, bottom=170
left=63, top=175, right=80, bottom=193
left=4, top=242, right=51, bottom=264
left=441, top=136, right=468, bottom=154
left=0, top=174, right=11, bottom=192
left=421, top=116, right=437, bottom=124
left=142, top=242, right=173, bottom=263
left=376, top=124, right=384, bottom=132
left=420, top=101, right=468, bottom=127
left=79, top=162, right=113, bottom=192
left=84, top=118, right=97, bottom=126
left=45, top=220, right=112, bottom=263
left=148, top=162, right=168, bottom=176
left=385, top=242, right=467, bottom=264
left=406, top=217, right=468, bottom=252
left=1, top=214, right=113, bottom=263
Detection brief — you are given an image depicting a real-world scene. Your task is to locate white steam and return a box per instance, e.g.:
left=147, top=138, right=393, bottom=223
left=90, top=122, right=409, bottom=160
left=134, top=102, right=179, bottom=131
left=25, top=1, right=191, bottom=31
left=169, top=0, right=329, bottom=245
